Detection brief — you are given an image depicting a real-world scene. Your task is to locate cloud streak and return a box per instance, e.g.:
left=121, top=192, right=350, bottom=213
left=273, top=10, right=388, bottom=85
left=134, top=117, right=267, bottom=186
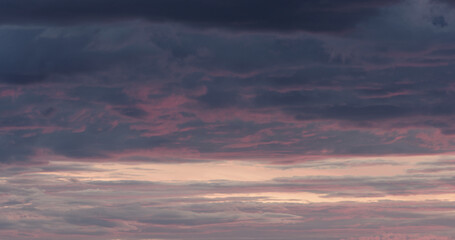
left=0, top=0, right=399, bottom=32
left=2, top=159, right=455, bottom=239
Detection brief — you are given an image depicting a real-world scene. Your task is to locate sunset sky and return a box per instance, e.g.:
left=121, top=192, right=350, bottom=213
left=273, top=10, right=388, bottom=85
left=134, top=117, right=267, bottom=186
left=2, top=0, right=455, bottom=239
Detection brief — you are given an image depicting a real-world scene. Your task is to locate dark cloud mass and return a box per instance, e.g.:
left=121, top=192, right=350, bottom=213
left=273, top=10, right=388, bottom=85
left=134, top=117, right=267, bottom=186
left=2, top=0, right=455, bottom=161
left=0, top=0, right=398, bottom=32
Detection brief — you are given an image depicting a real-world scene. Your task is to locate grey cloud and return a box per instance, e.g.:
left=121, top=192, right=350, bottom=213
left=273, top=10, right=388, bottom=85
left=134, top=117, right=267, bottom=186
left=0, top=26, right=155, bottom=85
left=320, top=104, right=411, bottom=121
left=114, top=107, right=148, bottom=119
left=254, top=91, right=309, bottom=108
left=3, top=169, right=455, bottom=239
left=0, top=0, right=398, bottom=32
left=2, top=1, right=455, bottom=161
left=196, top=88, right=242, bottom=109
left=0, top=123, right=167, bottom=162
left=64, top=215, right=117, bottom=228
left=432, top=15, right=448, bottom=28
left=68, top=87, right=137, bottom=106
left=269, top=159, right=401, bottom=170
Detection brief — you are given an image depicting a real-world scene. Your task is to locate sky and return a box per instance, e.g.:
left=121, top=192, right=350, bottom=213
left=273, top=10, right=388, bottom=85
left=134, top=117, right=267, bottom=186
left=2, top=0, right=455, bottom=239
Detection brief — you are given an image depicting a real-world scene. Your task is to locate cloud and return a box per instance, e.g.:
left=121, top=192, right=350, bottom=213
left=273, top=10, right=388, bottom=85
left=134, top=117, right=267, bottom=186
left=2, top=158, right=455, bottom=239
left=345, top=233, right=453, bottom=240
left=432, top=16, right=448, bottom=28
left=0, top=25, right=157, bottom=85
left=4, top=1, right=455, bottom=239
left=4, top=19, right=455, bottom=162
left=0, top=0, right=399, bottom=32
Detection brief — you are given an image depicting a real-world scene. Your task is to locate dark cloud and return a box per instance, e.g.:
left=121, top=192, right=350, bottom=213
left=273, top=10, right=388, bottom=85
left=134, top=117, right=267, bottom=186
left=68, top=86, right=136, bottom=106
left=139, top=210, right=238, bottom=226
left=196, top=88, right=242, bottom=109
left=253, top=67, right=365, bottom=88
left=156, top=34, right=330, bottom=74
left=271, top=159, right=401, bottom=170
left=0, top=73, right=47, bottom=85
left=0, top=27, right=154, bottom=85
left=0, top=123, right=167, bottom=162
left=407, top=167, right=455, bottom=173
left=0, top=220, right=13, bottom=230
left=321, top=104, right=411, bottom=121
left=0, top=0, right=399, bottom=32
left=0, top=133, right=38, bottom=163
left=254, top=91, right=309, bottom=107
left=114, top=107, right=148, bottom=119
left=42, top=124, right=167, bottom=158
left=41, top=107, right=56, bottom=117
left=432, top=16, right=449, bottom=28
left=64, top=215, right=117, bottom=228
left=2, top=0, right=455, bottom=161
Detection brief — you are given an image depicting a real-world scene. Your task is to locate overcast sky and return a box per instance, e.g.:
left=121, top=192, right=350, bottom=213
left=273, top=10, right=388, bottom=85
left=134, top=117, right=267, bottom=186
left=2, top=0, right=455, bottom=239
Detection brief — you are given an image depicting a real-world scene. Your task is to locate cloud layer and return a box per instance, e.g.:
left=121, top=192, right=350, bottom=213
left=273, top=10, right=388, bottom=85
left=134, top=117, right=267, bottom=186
left=2, top=0, right=455, bottom=239
left=0, top=0, right=398, bottom=32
